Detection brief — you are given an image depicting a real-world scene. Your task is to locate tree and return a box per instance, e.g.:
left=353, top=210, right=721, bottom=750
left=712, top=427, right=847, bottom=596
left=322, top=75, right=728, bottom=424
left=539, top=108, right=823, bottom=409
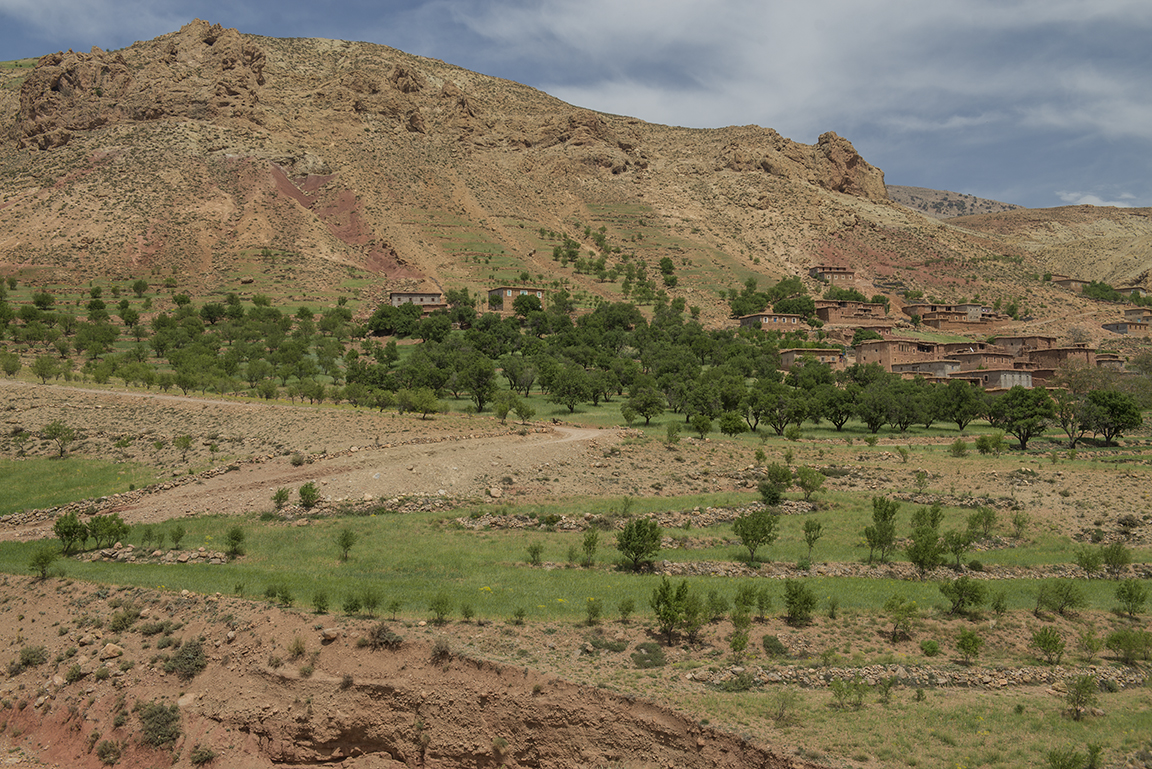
left=650, top=577, right=689, bottom=645
left=803, top=519, right=824, bottom=561
left=939, top=379, right=984, bottom=432
left=1065, top=675, right=1099, bottom=721
left=758, top=463, right=793, bottom=505
left=940, top=575, right=987, bottom=615
left=549, top=364, right=591, bottom=413
left=793, top=466, right=826, bottom=502
left=1115, top=578, right=1147, bottom=618
left=689, top=413, right=712, bottom=439
left=782, top=579, right=817, bottom=625
left=1101, top=542, right=1131, bottom=580
left=905, top=524, right=944, bottom=580
left=336, top=528, right=359, bottom=562
left=616, top=518, right=662, bottom=571
left=883, top=594, right=918, bottom=642
left=627, top=385, right=665, bottom=425
left=173, top=434, right=193, bottom=462
left=31, top=355, right=59, bottom=384
left=53, top=511, right=88, bottom=552
left=88, top=514, right=130, bottom=549
left=986, top=386, right=1054, bottom=450
left=863, top=496, right=899, bottom=564
left=43, top=420, right=75, bottom=457
left=942, top=528, right=973, bottom=570
left=731, top=508, right=780, bottom=563
left=1081, top=389, right=1142, bottom=446
left=29, top=547, right=57, bottom=580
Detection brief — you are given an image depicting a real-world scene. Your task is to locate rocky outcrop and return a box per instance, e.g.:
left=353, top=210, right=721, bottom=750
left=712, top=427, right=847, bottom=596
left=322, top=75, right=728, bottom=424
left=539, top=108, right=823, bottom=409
left=720, top=129, right=888, bottom=202
left=16, top=19, right=266, bottom=148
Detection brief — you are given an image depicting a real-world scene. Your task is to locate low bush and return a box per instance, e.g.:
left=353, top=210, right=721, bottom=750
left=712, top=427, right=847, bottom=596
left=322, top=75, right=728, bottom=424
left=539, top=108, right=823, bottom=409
left=163, top=637, right=207, bottom=680
left=134, top=701, right=181, bottom=747
left=630, top=642, right=667, bottom=669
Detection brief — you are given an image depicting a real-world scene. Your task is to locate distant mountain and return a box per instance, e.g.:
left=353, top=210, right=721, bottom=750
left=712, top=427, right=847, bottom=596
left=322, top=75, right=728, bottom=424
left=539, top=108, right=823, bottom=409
left=887, top=185, right=1022, bottom=219
left=3, top=20, right=1152, bottom=326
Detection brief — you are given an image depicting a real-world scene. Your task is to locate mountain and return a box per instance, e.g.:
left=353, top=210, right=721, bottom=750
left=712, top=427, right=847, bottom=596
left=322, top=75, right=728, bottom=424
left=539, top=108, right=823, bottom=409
left=0, top=20, right=1150, bottom=323
left=886, top=185, right=1022, bottom=219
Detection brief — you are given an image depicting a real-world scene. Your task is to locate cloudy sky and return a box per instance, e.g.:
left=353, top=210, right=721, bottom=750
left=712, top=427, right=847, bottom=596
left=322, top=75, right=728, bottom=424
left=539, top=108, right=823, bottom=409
left=3, top=0, right=1150, bottom=209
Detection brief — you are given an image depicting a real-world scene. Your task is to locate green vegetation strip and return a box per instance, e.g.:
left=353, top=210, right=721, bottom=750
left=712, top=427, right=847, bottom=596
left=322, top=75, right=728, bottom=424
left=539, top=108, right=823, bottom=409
left=0, top=458, right=161, bottom=516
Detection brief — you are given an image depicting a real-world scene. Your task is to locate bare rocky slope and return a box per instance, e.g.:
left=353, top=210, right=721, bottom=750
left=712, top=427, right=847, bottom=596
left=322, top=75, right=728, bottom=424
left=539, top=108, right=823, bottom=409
left=885, top=185, right=1022, bottom=220
left=3, top=19, right=1149, bottom=318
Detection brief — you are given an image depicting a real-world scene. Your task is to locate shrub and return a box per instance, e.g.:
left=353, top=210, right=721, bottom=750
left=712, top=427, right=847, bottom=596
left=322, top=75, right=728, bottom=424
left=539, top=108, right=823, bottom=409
left=272, top=487, right=290, bottom=510
left=65, top=664, right=84, bottom=683
left=312, top=591, right=329, bottom=614
left=163, top=637, right=207, bottom=680
left=1105, top=628, right=1152, bottom=665
left=288, top=635, right=306, bottom=661
left=975, top=432, right=1008, bottom=456
left=526, top=543, right=543, bottom=565
left=630, top=642, right=667, bottom=669
left=224, top=526, right=245, bottom=558
left=829, top=674, right=867, bottom=709
left=782, top=580, right=817, bottom=626
left=363, top=622, right=403, bottom=651
left=949, top=438, right=969, bottom=458
left=1065, top=675, right=1098, bottom=720
left=920, top=639, right=940, bottom=657
left=428, top=593, right=452, bottom=624
left=431, top=637, right=452, bottom=663
left=290, top=452, right=306, bottom=467
left=134, top=701, right=181, bottom=747
left=762, top=635, right=788, bottom=658
left=617, top=597, right=635, bottom=622
left=190, top=744, right=218, bottom=766
left=18, top=646, right=47, bottom=668
left=955, top=629, right=983, bottom=664
left=1031, top=627, right=1066, bottom=665
left=1114, top=578, right=1147, bottom=617
left=342, top=594, right=362, bottom=615
left=95, top=739, right=121, bottom=766
left=585, top=598, right=601, bottom=626
left=298, top=482, right=321, bottom=509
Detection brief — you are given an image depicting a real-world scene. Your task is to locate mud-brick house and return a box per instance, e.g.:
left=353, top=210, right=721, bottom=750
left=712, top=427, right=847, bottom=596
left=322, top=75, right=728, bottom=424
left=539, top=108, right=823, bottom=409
left=1123, top=307, right=1152, bottom=322
left=779, top=348, right=845, bottom=371
left=992, top=335, right=1057, bottom=357
left=1053, top=277, right=1088, bottom=292
left=808, top=265, right=856, bottom=284
left=971, top=369, right=1034, bottom=390
left=891, top=359, right=961, bottom=378
left=855, top=338, right=943, bottom=371
left=1096, top=352, right=1124, bottom=371
left=1103, top=320, right=1150, bottom=335
left=739, top=312, right=806, bottom=330
left=1026, top=344, right=1097, bottom=371
left=1116, top=286, right=1148, bottom=298
left=814, top=299, right=887, bottom=324
left=389, top=291, right=445, bottom=312
left=487, top=286, right=547, bottom=310
left=947, top=350, right=1017, bottom=371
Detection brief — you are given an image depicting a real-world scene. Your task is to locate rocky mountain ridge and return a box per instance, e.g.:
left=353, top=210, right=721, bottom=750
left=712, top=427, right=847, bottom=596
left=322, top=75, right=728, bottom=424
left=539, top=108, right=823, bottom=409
left=0, top=20, right=1151, bottom=314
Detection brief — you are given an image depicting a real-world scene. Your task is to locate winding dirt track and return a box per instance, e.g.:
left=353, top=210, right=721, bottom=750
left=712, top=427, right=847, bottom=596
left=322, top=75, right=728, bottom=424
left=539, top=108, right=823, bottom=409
left=1, top=379, right=618, bottom=538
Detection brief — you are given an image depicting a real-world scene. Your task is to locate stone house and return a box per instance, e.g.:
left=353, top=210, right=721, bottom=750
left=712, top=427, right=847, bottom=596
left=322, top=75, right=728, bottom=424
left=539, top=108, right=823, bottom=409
left=779, top=348, right=845, bottom=370
left=808, top=265, right=856, bottom=284
left=739, top=312, right=806, bottom=330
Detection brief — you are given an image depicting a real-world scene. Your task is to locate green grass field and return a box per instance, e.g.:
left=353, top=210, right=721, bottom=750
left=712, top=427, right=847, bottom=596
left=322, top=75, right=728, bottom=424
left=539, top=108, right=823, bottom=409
left=0, top=457, right=161, bottom=516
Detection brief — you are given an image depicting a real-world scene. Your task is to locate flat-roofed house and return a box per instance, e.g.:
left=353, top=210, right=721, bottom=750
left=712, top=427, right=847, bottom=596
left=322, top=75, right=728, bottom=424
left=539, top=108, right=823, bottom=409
left=739, top=312, right=806, bottom=330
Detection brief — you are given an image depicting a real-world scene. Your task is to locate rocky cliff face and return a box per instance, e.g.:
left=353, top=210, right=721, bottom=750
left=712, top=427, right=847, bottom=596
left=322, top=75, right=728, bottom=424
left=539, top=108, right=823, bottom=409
left=16, top=20, right=265, bottom=149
